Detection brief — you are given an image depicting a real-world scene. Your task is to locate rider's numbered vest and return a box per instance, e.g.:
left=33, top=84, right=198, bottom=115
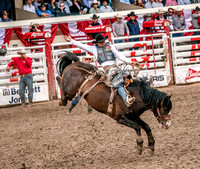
left=96, top=42, right=115, bottom=65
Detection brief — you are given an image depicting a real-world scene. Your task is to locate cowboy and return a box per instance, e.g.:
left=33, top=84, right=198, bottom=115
left=68, top=55, right=94, bottom=112
left=192, top=6, right=200, bottom=36
left=112, top=13, right=130, bottom=44
left=65, top=34, right=136, bottom=107
left=172, top=7, right=186, bottom=37
left=29, top=23, right=41, bottom=32
left=6, top=49, right=33, bottom=106
left=90, top=14, right=101, bottom=39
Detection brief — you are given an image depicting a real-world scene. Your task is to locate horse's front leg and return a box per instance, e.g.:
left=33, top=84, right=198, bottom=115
left=117, top=116, right=143, bottom=155
left=137, top=118, right=155, bottom=155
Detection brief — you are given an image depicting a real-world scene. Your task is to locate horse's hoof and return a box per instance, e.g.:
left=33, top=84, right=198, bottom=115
left=147, top=147, right=154, bottom=155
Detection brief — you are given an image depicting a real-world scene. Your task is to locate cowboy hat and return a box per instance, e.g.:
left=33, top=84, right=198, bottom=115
left=82, top=55, right=94, bottom=62
left=175, top=7, right=183, bottom=12
left=30, top=22, right=40, bottom=28
left=114, top=13, right=123, bottom=18
left=157, top=9, right=165, bottom=14
left=39, top=2, right=46, bottom=8
left=127, top=11, right=136, bottom=17
left=194, top=6, right=200, bottom=11
left=89, top=0, right=100, bottom=6
left=17, top=49, right=26, bottom=55
left=92, top=34, right=108, bottom=43
left=90, top=14, right=100, bottom=19
left=1, top=10, right=9, bottom=16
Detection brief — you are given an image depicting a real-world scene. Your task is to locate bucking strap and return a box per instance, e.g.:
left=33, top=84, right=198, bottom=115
left=107, top=87, right=116, bottom=117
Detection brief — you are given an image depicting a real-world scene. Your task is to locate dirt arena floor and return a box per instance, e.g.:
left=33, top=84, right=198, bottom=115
left=1, top=83, right=200, bottom=169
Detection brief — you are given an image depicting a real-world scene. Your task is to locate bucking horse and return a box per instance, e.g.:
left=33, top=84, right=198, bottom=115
left=56, top=51, right=172, bottom=155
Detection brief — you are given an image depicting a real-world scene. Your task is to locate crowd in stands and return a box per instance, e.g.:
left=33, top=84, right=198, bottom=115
left=119, top=0, right=199, bottom=6
left=20, top=0, right=114, bottom=18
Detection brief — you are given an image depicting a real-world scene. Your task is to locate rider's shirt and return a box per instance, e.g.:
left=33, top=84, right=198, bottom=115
left=70, top=39, right=130, bottom=67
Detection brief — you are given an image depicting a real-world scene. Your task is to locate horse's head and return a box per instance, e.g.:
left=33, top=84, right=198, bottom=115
left=153, top=94, right=172, bottom=129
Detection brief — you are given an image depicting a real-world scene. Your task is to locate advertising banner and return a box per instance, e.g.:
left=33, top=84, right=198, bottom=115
left=0, top=83, right=49, bottom=105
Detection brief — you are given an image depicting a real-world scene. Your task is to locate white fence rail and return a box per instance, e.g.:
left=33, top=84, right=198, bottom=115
left=170, top=29, right=200, bottom=84
left=0, top=46, right=49, bottom=106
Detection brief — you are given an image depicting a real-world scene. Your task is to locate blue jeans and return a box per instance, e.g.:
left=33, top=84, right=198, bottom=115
left=117, top=86, right=127, bottom=103
left=114, top=39, right=125, bottom=51
left=19, top=74, right=33, bottom=99
left=172, top=33, right=183, bottom=37
left=71, top=95, right=79, bottom=106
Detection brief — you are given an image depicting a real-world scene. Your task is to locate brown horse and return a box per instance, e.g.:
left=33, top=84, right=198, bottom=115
left=56, top=52, right=172, bottom=155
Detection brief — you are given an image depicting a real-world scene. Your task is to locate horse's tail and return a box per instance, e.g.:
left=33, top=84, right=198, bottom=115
left=56, top=51, right=79, bottom=77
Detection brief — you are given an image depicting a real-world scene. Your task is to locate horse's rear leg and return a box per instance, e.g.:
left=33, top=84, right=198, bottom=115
left=118, top=116, right=143, bottom=155
left=56, top=76, right=68, bottom=106
left=137, top=118, right=155, bottom=155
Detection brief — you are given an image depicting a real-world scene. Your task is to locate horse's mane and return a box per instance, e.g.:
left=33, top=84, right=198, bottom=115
left=130, top=80, right=168, bottom=109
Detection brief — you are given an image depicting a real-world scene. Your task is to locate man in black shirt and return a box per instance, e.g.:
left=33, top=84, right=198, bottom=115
left=90, top=14, right=101, bottom=39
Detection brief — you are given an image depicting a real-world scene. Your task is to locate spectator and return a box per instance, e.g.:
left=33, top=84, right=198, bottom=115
left=165, top=0, right=177, bottom=6
left=127, top=11, right=140, bottom=49
left=155, top=0, right=163, bottom=7
left=177, top=0, right=190, bottom=5
left=29, top=23, right=41, bottom=32
left=58, top=0, right=73, bottom=15
left=156, top=9, right=167, bottom=20
left=144, top=0, right=157, bottom=8
left=192, top=6, right=200, bottom=35
left=135, top=0, right=144, bottom=7
left=89, top=0, right=100, bottom=14
left=23, top=0, right=36, bottom=13
left=166, top=8, right=174, bottom=31
left=90, top=14, right=101, bottom=39
left=70, top=0, right=87, bottom=15
left=6, top=49, right=33, bottom=106
left=33, top=0, right=43, bottom=11
left=47, top=0, right=58, bottom=16
left=0, top=10, right=12, bottom=22
left=112, top=13, right=130, bottom=44
left=56, top=2, right=69, bottom=16
left=155, top=9, right=166, bottom=33
left=172, top=7, right=186, bottom=37
left=36, top=2, right=52, bottom=17
left=0, top=0, right=11, bottom=15
left=100, top=0, right=113, bottom=13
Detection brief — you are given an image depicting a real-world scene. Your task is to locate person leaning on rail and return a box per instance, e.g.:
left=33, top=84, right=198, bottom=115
left=6, top=49, right=33, bottom=107
left=65, top=34, right=136, bottom=107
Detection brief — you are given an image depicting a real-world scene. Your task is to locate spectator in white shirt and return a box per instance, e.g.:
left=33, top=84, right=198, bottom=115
left=23, top=0, right=36, bottom=13
left=100, top=0, right=113, bottom=13
left=144, top=0, right=157, bottom=8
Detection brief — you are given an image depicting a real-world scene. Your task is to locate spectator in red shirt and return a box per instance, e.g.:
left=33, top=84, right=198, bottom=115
left=6, top=49, right=33, bottom=106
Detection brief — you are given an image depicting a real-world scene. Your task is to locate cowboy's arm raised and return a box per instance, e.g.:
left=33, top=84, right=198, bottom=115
left=65, top=35, right=96, bottom=54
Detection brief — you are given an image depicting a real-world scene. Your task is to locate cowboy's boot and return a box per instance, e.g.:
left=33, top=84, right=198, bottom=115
left=21, top=99, right=26, bottom=107
left=67, top=104, right=75, bottom=113
left=126, top=96, right=136, bottom=107
left=29, top=98, right=33, bottom=106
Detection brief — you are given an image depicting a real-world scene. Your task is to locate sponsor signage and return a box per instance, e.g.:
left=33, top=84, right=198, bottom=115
left=0, top=84, right=49, bottom=105
left=174, top=66, right=200, bottom=84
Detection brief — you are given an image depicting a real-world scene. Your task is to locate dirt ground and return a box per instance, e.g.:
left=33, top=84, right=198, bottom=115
left=0, top=83, right=200, bottom=169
